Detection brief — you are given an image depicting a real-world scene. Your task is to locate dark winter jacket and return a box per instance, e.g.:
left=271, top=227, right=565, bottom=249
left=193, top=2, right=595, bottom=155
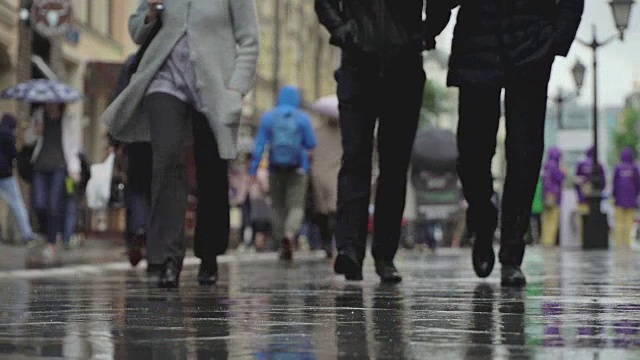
left=315, top=0, right=451, bottom=59
left=613, top=148, right=640, bottom=209
left=0, top=114, right=17, bottom=179
left=448, top=0, right=584, bottom=87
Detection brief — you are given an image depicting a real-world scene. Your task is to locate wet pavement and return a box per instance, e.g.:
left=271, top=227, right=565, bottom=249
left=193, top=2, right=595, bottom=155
left=1, top=247, right=640, bottom=359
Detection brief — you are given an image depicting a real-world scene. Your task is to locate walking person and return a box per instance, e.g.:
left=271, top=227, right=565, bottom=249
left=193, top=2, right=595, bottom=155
left=102, top=0, right=259, bottom=288
left=448, top=0, right=584, bottom=286
left=541, top=147, right=566, bottom=247
left=27, top=104, right=82, bottom=256
left=315, top=0, right=451, bottom=282
left=250, top=86, right=317, bottom=261
left=310, top=116, right=342, bottom=258
left=0, top=114, right=35, bottom=244
left=612, top=147, right=640, bottom=249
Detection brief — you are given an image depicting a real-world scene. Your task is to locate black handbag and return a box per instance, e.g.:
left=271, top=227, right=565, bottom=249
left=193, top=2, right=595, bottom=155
left=117, top=4, right=165, bottom=97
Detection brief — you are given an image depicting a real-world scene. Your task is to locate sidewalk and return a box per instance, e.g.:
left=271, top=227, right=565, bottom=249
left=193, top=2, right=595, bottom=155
left=0, top=236, right=126, bottom=271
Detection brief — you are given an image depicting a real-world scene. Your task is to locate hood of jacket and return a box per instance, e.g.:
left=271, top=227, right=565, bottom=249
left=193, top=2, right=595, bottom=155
left=0, top=113, right=16, bottom=133
left=586, top=147, right=594, bottom=159
left=621, top=147, right=635, bottom=163
left=276, top=86, right=302, bottom=109
left=548, top=146, right=562, bottom=161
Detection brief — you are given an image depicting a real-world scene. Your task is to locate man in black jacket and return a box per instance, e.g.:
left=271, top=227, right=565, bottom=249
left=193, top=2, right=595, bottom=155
left=315, top=0, right=451, bottom=283
left=447, top=0, right=584, bottom=286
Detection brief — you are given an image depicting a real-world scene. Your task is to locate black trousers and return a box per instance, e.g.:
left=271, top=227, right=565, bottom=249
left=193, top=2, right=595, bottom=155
left=335, top=52, right=425, bottom=264
left=457, top=61, right=552, bottom=266
left=144, top=93, right=229, bottom=267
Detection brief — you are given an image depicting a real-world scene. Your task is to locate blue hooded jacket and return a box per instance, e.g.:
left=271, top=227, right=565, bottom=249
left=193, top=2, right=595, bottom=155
left=250, top=86, right=316, bottom=176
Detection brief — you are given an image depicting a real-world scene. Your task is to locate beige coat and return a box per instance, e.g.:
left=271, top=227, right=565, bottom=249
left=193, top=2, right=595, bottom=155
left=101, top=0, right=259, bottom=160
left=311, top=120, right=342, bottom=214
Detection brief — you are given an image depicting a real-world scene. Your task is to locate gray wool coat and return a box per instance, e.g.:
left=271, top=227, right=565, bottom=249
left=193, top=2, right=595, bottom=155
left=101, top=0, right=259, bottom=160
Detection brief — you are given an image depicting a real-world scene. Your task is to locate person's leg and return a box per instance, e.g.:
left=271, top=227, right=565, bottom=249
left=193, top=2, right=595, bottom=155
left=0, top=177, right=34, bottom=241
left=284, top=172, right=308, bottom=241
left=541, top=206, right=560, bottom=247
left=191, top=110, right=229, bottom=283
left=373, top=55, right=425, bottom=272
left=269, top=170, right=291, bottom=259
left=62, top=194, right=77, bottom=248
left=144, top=93, right=190, bottom=286
left=31, top=171, right=49, bottom=239
left=46, top=170, right=66, bottom=247
left=500, top=66, right=552, bottom=272
left=333, top=65, right=378, bottom=280
left=457, top=85, right=502, bottom=276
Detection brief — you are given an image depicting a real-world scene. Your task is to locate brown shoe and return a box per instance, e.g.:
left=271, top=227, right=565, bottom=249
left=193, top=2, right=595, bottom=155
left=279, top=238, right=293, bottom=261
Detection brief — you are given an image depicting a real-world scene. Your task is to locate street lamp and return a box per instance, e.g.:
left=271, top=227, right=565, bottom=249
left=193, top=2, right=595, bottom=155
left=552, top=63, right=584, bottom=129
left=577, top=0, right=635, bottom=249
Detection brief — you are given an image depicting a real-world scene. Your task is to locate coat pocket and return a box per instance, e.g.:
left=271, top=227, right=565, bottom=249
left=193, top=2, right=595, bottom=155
left=222, top=89, right=243, bottom=127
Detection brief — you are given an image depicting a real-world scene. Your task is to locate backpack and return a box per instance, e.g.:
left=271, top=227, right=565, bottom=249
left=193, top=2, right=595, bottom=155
left=270, top=111, right=303, bottom=168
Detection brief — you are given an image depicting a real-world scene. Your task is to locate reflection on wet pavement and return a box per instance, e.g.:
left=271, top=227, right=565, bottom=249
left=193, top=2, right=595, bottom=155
left=1, top=248, right=640, bottom=359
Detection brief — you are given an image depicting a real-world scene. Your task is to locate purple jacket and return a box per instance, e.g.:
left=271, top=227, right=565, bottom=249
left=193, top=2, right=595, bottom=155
left=575, top=148, right=606, bottom=204
left=543, top=147, right=565, bottom=204
left=613, top=148, right=640, bottom=209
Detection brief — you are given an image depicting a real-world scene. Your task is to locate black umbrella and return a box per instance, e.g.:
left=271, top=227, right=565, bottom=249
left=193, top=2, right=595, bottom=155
left=412, top=128, right=458, bottom=173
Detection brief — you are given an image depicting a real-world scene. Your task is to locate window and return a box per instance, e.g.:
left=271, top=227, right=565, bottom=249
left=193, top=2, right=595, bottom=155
left=71, top=0, right=112, bottom=36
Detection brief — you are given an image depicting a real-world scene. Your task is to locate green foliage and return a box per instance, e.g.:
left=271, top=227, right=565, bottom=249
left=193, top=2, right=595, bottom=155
left=613, top=107, right=640, bottom=160
left=419, top=79, right=450, bottom=129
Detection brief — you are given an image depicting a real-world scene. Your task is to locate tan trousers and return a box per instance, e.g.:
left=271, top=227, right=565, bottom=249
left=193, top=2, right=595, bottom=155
left=541, top=206, right=560, bottom=247
left=614, top=207, right=636, bottom=249
left=576, top=204, right=589, bottom=246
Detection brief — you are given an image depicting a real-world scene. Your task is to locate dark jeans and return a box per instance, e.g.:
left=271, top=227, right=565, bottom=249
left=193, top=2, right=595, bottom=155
left=334, top=51, right=425, bottom=264
left=32, top=169, right=66, bottom=245
left=124, top=142, right=152, bottom=243
left=457, top=61, right=552, bottom=266
left=144, top=93, right=230, bottom=267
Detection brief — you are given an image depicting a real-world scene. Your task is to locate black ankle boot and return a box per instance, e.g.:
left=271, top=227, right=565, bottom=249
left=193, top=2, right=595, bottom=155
left=375, top=261, right=402, bottom=284
left=159, top=260, right=180, bottom=289
left=198, top=258, right=218, bottom=286
left=334, top=251, right=363, bottom=281
left=501, top=265, right=527, bottom=287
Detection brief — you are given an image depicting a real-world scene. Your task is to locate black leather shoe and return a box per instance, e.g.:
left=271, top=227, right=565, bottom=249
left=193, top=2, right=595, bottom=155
left=147, top=264, right=162, bottom=286
left=128, top=232, right=145, bottom=267
left=375, top=261, right=403, bottom=284
left=501, top=266, right=527, bottom=287
left=334, top=251, right=363, bottom=281
left=472, top=245, right=495, bottom=278
left=198, top=259, right=218, bottom=286
left=159, top=261, right=180, bottom=289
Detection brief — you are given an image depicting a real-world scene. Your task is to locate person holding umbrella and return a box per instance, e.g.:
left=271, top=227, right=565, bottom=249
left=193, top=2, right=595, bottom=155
left=25, top=103, right=82, bottom=255
left=447, top=0, right=584, bottom=286
left=1, top=77, right=85, bottom=255
left=102, top=0, right=259, bottom=288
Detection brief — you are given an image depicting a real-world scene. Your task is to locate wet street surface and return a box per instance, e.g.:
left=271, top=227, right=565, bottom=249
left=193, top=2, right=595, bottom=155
left=1, top=247, right=640, bottom=359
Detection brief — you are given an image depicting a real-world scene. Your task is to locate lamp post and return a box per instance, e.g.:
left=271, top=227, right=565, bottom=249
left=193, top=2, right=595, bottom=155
left=552, top=62, right=584, bottom=129
left=577, top=0, right=635, bottom=249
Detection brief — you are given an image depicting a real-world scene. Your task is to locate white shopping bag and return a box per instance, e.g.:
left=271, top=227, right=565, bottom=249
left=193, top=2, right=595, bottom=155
left=86, top=152, right=116, bottom=210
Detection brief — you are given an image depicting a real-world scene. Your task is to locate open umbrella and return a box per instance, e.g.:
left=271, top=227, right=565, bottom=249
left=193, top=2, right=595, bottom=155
left=310, top=95, right=339, bottom=119
left=1, top=79, right=82, bottom=103
left=412, top=128, right=458, bottom=173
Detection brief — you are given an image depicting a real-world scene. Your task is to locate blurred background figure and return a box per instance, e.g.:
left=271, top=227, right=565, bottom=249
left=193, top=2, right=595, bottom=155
left=541, top=147, right=565, bottom=247
left=249, top=159, right=272, bottom=252
left=612, top=147, right=640, bottom=249
left=250, top=86, right=316, bottom=261
left=27, top=103, right=82, bottom=256
left=310, top=116, right=341, bottom=259
left=529, top=177, right=543, bottom=245
left=575, top=147, right=606, bottom=245
left=0, top=113, right=35, bottom=244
